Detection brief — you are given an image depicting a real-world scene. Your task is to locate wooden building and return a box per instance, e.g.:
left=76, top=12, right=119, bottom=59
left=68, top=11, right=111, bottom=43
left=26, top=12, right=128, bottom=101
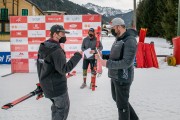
left=0, top=0, right=44, bottom=41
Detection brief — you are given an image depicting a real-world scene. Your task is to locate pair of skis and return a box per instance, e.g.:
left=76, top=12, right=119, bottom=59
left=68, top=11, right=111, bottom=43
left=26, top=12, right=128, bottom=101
left=91, top=26, right=102, bottom=91
left=1, top=71, right=76, bottom=110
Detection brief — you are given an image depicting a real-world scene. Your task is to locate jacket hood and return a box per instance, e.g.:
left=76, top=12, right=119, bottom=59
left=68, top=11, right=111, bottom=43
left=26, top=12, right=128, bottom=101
left=38, top=40, right=60, bottom=58
left=117, top=28, right=138, bottom=41
left=126, top=28, right=138, bottom=37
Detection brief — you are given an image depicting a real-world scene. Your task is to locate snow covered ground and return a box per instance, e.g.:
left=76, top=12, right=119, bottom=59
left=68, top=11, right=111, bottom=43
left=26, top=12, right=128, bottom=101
left=0, top=37, right=180, bottom=120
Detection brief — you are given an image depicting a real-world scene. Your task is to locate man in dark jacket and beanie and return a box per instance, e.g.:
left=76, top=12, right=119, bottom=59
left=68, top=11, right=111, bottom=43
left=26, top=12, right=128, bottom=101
left=37, top=24, right=82, bottom=120
left=80, top=28, right=103, bottom=89
left=95, top=18, right=139, bottom=120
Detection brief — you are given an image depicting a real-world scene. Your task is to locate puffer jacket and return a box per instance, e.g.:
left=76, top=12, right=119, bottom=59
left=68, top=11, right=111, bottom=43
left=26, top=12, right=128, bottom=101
left=106, top=29, right=137, bottom=83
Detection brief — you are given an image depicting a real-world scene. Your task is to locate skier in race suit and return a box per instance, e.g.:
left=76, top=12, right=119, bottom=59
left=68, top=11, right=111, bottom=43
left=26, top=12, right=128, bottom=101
left=80, top=28, right=103, bottom=89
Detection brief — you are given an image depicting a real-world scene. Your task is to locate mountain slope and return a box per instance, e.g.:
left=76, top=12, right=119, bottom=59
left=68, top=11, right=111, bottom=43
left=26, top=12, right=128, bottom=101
left=82, top=3, right=123, bottom=17
left=82, top=3, right=133, bottom=26
left=29, top=0, right=97, bottom=15
left=28, top=0, right=133, bottom=26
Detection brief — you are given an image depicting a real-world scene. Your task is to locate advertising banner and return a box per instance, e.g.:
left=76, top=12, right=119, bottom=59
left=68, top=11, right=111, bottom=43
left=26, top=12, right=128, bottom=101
left=10, top=15, right=101, bottom=72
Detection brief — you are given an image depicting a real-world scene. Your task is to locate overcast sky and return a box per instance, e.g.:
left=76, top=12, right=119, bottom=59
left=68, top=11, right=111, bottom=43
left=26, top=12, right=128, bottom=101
left=68, top=0, right=140, bottom=10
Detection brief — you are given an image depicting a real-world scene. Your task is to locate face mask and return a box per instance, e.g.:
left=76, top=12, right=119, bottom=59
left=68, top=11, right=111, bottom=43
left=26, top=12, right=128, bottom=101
left=89, top=34, right=94, bottom=37
left=59, top=37, right=66, bottom=43
left=111, top=29, right=117, bottom=37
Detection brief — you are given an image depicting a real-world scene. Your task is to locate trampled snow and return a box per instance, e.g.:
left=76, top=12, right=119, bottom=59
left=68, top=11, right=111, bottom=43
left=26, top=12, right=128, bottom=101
left=0, top=37, right=180, bottom=120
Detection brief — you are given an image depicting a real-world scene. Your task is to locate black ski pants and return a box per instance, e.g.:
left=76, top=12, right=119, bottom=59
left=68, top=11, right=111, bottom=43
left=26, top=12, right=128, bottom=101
left=50, top=92, right=70, bottom=120
left=111, top=79, right=139, bottom=120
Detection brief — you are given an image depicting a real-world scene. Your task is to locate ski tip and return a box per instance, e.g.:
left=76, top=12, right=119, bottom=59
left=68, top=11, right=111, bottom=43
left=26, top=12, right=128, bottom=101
left=1, top=103, right=13, bottom=110
left=2, top=106, right=10, bottom=110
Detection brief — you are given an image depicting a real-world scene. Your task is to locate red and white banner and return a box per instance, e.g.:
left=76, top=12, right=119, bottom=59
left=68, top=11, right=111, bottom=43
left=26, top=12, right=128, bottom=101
left=10, top=15, right=101, bottom=73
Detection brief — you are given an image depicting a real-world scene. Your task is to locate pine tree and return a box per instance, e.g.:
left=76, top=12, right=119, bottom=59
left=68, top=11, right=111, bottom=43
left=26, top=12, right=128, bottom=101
left=137, top=0, right=163, bottom=37
left=156, top=0, right=166, bottom=37
left=161, top=0, right=178, bottom=42
left=137, top=0, right=178, bottom=42
left=136, top=0, right=146, bottom=32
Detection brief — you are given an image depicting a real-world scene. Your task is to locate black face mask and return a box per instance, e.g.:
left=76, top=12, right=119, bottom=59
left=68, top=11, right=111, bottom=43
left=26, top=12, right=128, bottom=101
left=59, top=37, right=66, bottom=43
left=111, top=29, right=117, bottom=37
left=89, top=34, right=94, bottom=37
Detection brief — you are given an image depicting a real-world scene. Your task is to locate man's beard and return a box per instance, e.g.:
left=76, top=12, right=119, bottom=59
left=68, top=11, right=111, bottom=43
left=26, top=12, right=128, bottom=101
left=116, top=29, right=121, bottom=37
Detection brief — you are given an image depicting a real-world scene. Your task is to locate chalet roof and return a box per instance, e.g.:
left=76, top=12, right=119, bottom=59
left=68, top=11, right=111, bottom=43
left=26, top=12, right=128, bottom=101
left=25, top=0, right=44, bottom=15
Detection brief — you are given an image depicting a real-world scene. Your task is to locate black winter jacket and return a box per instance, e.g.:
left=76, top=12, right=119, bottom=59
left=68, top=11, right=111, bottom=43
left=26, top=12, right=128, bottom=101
left=37, top=39, right=82, bottom=98
left=106, top=29, right=137, bottom=83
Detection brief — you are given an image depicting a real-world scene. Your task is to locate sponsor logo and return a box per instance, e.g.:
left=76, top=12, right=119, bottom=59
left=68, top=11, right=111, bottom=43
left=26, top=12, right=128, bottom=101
left=15, top=39, right=23, bottom=43
left=89, top=16, right=95, bottom=21
left=32, top=18, right=41, bottom=22
left=0, top=55, right=11, bottom=62
left=14, top=46, right=23, bottom=51
left=19, top=52, right=24, bottom=56
left=28, top=38, right=45, bottom=44
left=30, top=46, right=37, bottom=51
left=69, top=39, right=79, bottom=42
left=11, top=25, right=18, bottom=29
left=28, top=16, right=45, bottom=23
left=14, top=46, right=20, bottom=51
left=11, top=52, right=28, bottom=59
left=66, top=38, right=82, bottom=44
left=11, top=24, right=27, bottom=30
left=83, top=15, right=101, bottom=22
left=65, top=30, right=82, bottom=37
left=34, top=53, right=37, bottom=57
left=69, top=24, right=77, bottom=29
left=16, top=18, right=21, bottom=22
left=33, top=54, right=37, bottom=57
left=83, top=22, right=100, bottom=30
left=84, top=24, right=91, bottom=28
left=6, top=55, right=11, bottom=62
left=16, top=32, right=22, bottom=36
left=28, top=45, right=39, bottom=52
left=68, top=31, right=79, bottom=36
left=64, top=44, right=81, bottom=51
left=29, top=52, right=38, bottom=59
left=47, top=17, right=62, bottom=21
left=0, top=55, right=4, bottom=62
left=29, top=31, right=45, bottom=37
left=32, top=39, right=42, bottom=43
left=33, top=24, right=40, bottom=29
left=45, top=23, right=64, bottom=30
left=65, top=16, right=81, bottom=21
left=11, top=31, right=27, bottom=37
left=11, top=38, right=28, bottom=45
left=69, top=46, right=78, bottom=50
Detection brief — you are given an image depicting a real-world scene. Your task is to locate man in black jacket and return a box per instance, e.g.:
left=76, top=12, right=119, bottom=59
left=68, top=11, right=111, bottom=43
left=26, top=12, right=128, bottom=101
left=80, top=28, right=103, bottom=89
left=95, top=18, right=139, bottom=120
left=37, top=25, right=82, bottom=120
